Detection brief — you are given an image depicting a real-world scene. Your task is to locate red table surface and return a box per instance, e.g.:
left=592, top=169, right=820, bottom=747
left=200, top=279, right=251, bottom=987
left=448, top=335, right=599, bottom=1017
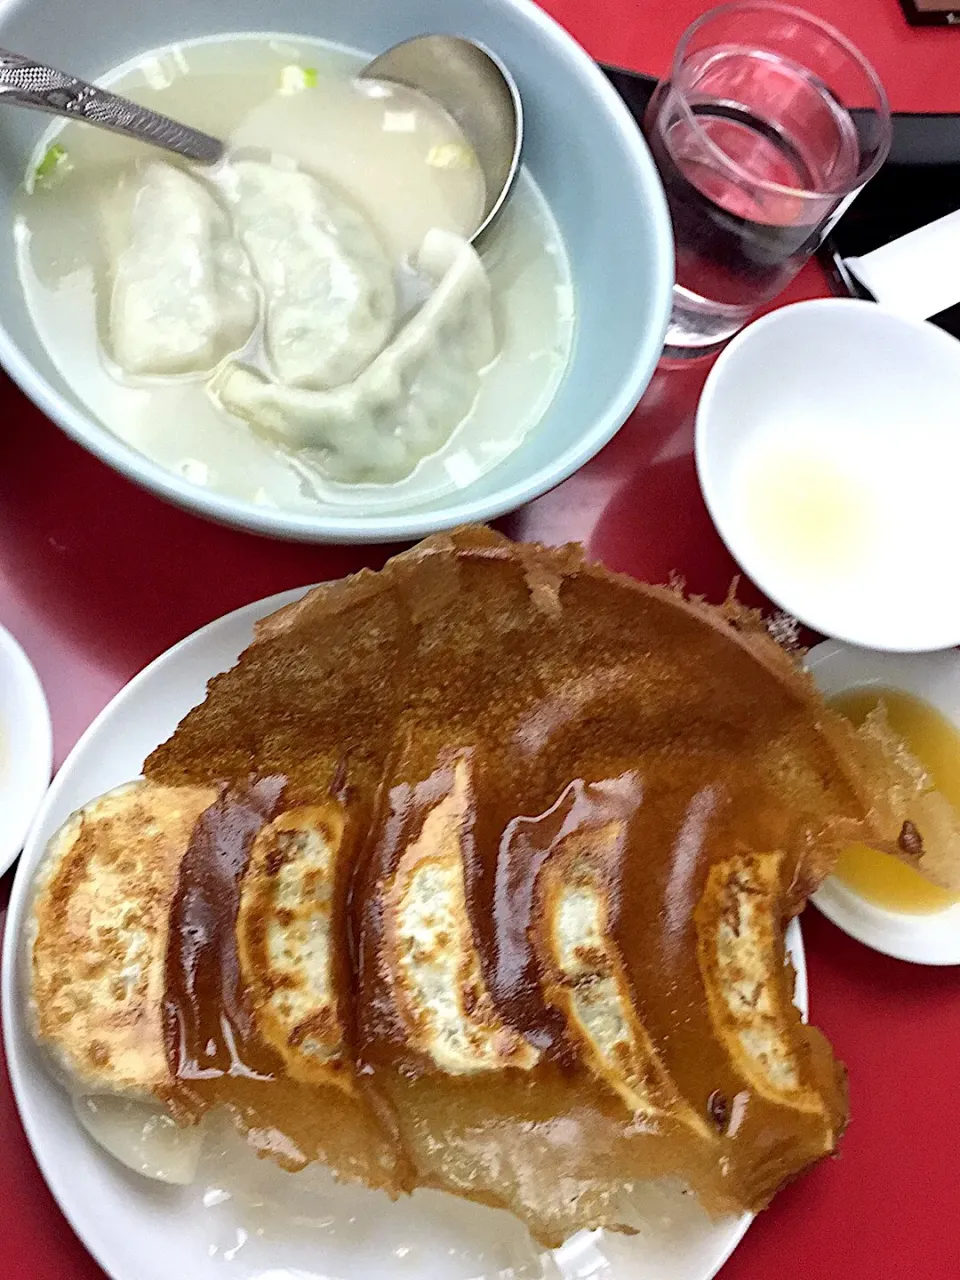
left=2, top=2, right=959, bottom=1277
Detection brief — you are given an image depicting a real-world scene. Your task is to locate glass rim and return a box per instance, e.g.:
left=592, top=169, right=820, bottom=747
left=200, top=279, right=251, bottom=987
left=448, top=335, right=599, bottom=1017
left=668, top=0, right=893, bottom=203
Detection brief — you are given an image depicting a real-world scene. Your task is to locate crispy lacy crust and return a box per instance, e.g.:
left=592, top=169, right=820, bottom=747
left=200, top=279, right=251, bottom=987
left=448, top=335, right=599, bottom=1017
left=28, top=781, right=216, bottom=1097
left=696, top=852, right=829, bottom=1118
left=851, top=705, right=960, bottom=893
left=243, top=527, right=934, bottom=885
left=381, top=757, right=538, bottom=1074
left=149, top=524, right=951, bottom=899
left=236, top=804, right=353, bottom=1089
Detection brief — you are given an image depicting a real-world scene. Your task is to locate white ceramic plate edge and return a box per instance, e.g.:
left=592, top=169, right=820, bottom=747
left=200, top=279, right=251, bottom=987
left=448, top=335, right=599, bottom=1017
left=0, top=622, right=53, bottom=875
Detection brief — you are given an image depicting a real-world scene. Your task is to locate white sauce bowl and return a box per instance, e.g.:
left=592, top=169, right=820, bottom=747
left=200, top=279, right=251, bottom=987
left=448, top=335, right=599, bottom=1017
left=805, top=639, right=960, bottom=965
left=696, top=299, right=960, bottom=652
left=0, top=0, right=673, bottom=543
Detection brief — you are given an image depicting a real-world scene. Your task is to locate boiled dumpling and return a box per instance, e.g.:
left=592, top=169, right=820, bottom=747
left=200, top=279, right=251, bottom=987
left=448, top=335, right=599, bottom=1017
left=223, top=159, right=397, bottom=390
left=104, top=162, right=257, bottom=377
left=209, top=229, right=497, bottom=483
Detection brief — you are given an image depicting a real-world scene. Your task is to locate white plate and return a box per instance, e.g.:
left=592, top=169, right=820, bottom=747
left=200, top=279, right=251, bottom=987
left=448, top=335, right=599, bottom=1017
left=0, top=622, right=53, bottom=875
left=2, top=589, right=807, bottom=1280
left=806, top=639, right=960, bottom=965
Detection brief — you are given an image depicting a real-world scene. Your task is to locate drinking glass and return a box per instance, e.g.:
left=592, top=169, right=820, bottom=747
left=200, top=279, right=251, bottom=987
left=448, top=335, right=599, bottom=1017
left=645, top=2, right=892, bottom=359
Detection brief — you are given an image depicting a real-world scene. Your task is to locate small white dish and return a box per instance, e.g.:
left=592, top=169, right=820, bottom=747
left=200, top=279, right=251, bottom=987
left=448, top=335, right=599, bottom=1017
left=1, top=588, right=808, bottom=1280
left=696, top=298, right=960, bottom=652
left=805, top=638, right=960, bottom=965
left=0, top=622, right=53, bottom=875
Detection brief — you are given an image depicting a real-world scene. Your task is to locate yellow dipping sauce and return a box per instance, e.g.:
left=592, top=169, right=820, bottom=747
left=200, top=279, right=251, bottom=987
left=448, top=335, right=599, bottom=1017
left=831, top=687, right=960, bottom=914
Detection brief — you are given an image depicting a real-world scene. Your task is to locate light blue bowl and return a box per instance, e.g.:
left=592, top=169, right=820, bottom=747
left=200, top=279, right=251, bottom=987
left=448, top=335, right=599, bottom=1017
left=0, top=0, right=673, bottom=543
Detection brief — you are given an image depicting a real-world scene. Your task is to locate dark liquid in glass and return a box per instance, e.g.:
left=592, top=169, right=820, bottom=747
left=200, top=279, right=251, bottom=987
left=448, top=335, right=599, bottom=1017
left=646, top=50, right=861, bottom=311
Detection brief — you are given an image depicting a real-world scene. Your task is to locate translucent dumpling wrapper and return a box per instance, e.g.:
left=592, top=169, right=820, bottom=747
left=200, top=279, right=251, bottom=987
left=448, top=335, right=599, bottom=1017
left=73, top=1095, right=204, bottom=1185
left=103, top=162, right=257, bottom=377
left=222, top=159, right=397, bottom=390
left=209, top=229, right=498, bottom=483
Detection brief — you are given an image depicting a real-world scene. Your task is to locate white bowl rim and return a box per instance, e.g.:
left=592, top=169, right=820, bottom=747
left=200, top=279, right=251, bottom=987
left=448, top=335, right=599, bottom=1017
left=0, top=1, right=673, bottom=544
left=694, top=297, right=960, bottom=653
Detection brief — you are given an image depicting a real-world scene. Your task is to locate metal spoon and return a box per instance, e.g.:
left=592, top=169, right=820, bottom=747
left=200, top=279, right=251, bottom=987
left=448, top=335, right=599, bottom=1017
left=0, top=34, right=522, bottom=240
left=360, top=35, right=522, bottom=241
left=0, top=48, right=224, bottom=164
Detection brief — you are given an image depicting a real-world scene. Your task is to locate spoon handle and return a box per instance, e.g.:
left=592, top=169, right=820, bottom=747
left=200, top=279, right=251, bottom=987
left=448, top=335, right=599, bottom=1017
left=0, top=48, right=223, bottom=164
